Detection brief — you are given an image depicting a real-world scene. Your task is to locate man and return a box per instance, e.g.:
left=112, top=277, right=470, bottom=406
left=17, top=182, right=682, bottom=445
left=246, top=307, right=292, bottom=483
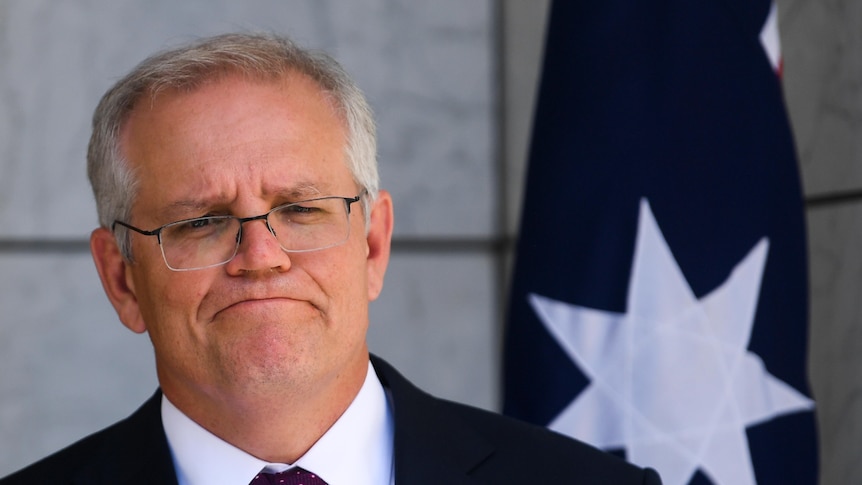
left=1, top=33, right=661, bottom=484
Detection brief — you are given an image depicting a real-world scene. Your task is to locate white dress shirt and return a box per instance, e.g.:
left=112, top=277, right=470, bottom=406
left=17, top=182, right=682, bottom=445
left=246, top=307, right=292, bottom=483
left=162, top=361, right=395, bottom=485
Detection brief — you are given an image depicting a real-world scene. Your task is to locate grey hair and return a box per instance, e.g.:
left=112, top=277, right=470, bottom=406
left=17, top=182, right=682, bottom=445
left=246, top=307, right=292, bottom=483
left=87, top=32, right=379, bottom=259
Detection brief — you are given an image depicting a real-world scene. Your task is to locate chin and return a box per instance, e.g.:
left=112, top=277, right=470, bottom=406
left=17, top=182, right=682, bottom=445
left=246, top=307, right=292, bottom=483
left=219, top=351, right=312, bottom=394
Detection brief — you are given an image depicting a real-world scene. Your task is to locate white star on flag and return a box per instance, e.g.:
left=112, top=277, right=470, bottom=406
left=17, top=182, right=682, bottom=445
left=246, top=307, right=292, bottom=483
left=529, top=199, right=814, bottom=485
left=760, top=1, right=782, bottom=72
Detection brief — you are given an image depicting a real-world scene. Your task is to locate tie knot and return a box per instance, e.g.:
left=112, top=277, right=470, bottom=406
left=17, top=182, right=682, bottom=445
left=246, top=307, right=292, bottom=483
left=250, top=467, right=328, bottom=485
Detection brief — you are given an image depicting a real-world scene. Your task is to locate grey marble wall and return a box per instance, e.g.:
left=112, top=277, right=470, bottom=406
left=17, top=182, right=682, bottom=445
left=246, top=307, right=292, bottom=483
left=782, top=0, right=862, bottom=484
left=0, top=0, right=497, bottom=474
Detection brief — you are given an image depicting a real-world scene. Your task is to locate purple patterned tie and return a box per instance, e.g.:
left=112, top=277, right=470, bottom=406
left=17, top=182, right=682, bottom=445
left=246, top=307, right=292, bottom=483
left=250, top=467, right=328, bottom=485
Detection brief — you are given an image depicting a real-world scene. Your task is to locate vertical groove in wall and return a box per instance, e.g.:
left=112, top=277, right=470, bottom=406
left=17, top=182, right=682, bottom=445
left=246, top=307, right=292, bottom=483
left=491, top=0, right=509, bottom=406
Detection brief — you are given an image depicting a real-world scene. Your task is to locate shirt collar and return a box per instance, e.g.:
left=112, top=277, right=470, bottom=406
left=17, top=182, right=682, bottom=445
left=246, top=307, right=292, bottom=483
left=162, top=360, right=394, bottom=485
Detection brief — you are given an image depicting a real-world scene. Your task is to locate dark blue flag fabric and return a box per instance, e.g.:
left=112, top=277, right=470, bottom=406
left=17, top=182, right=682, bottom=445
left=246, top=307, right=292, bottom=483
left=501, top=1, right=817, bottom=484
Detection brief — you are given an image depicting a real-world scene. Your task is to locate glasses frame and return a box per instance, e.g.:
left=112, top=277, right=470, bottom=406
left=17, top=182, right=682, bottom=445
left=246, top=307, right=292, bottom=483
left=112, top=193, right=364, bottom=271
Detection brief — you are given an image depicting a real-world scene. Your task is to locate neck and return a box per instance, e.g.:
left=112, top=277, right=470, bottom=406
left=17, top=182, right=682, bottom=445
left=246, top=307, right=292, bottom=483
left=161, top=353, right=369, bottom=463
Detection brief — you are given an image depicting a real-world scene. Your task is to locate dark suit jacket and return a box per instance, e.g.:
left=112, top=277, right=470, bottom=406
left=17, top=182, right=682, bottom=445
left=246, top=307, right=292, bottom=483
left=2, top=355, right=661, bottom=484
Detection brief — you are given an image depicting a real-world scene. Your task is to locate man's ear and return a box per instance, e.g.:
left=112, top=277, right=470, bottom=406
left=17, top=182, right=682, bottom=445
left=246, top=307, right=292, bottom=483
left=365, top=190, right=393, bottom=302
left=90, top=227, right=147, bottom=334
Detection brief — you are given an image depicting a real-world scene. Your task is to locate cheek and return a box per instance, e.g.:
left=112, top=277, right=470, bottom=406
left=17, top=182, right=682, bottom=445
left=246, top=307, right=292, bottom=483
left=309, top=245, right=369, bottom=321
left=132, top=268, right=210, bottom=338
left=333, top=252, right=372, bottom=340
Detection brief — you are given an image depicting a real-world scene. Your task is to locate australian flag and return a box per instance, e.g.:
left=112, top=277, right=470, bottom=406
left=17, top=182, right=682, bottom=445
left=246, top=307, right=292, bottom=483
left=501, top=0, right=818, bottom=484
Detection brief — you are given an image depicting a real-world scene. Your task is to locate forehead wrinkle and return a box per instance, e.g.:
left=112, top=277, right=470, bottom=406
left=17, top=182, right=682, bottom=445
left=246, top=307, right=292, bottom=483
left=155, top=196, right=228, bottom=222
left=263, top=182, right=326, bottom=201
left=149, top=180, right=342, bottom=224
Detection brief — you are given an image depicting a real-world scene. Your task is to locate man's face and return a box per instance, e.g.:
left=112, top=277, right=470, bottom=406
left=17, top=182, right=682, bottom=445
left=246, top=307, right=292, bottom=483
left=96, top=73, right=392, bottom=411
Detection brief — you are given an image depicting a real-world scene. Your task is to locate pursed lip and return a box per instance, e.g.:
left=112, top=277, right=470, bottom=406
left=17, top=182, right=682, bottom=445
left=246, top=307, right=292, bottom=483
left=201, top=279, right=324, bottom=323
left=216, top=296, right=299, bottom=315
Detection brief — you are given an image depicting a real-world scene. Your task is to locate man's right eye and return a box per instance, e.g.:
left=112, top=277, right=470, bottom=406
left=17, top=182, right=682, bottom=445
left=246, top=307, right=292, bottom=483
left=171, top=217, right=223, bottom=236
left=189, top=218, right=212, bottom=229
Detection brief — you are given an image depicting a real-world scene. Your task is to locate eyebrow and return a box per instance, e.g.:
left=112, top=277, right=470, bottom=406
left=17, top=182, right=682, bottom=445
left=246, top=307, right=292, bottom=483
left=154, top=183, right=329, bottom=222
left=155, top=199, right=217, bottom=222
left=267, top=183, right=325, bottom=201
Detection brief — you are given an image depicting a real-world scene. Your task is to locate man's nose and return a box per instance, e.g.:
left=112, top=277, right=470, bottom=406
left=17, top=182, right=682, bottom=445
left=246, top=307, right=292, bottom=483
left=225, top=217, right=291, bottom=274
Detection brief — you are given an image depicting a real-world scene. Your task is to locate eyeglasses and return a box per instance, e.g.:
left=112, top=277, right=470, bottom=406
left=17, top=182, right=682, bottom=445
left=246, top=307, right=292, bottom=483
left=113, top=194, right=363, bottom=271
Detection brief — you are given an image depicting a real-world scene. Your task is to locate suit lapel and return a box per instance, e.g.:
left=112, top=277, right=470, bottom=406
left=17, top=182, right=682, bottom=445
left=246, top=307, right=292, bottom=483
left=72, top=391, right=178, bottom=485
left=371, top=356, right=493, bottom=485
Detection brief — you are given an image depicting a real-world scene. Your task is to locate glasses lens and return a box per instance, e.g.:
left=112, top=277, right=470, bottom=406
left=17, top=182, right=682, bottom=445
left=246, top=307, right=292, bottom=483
left=160, top=216, right=241, bottom=270
left=268, top=197, right=351, bottom=252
